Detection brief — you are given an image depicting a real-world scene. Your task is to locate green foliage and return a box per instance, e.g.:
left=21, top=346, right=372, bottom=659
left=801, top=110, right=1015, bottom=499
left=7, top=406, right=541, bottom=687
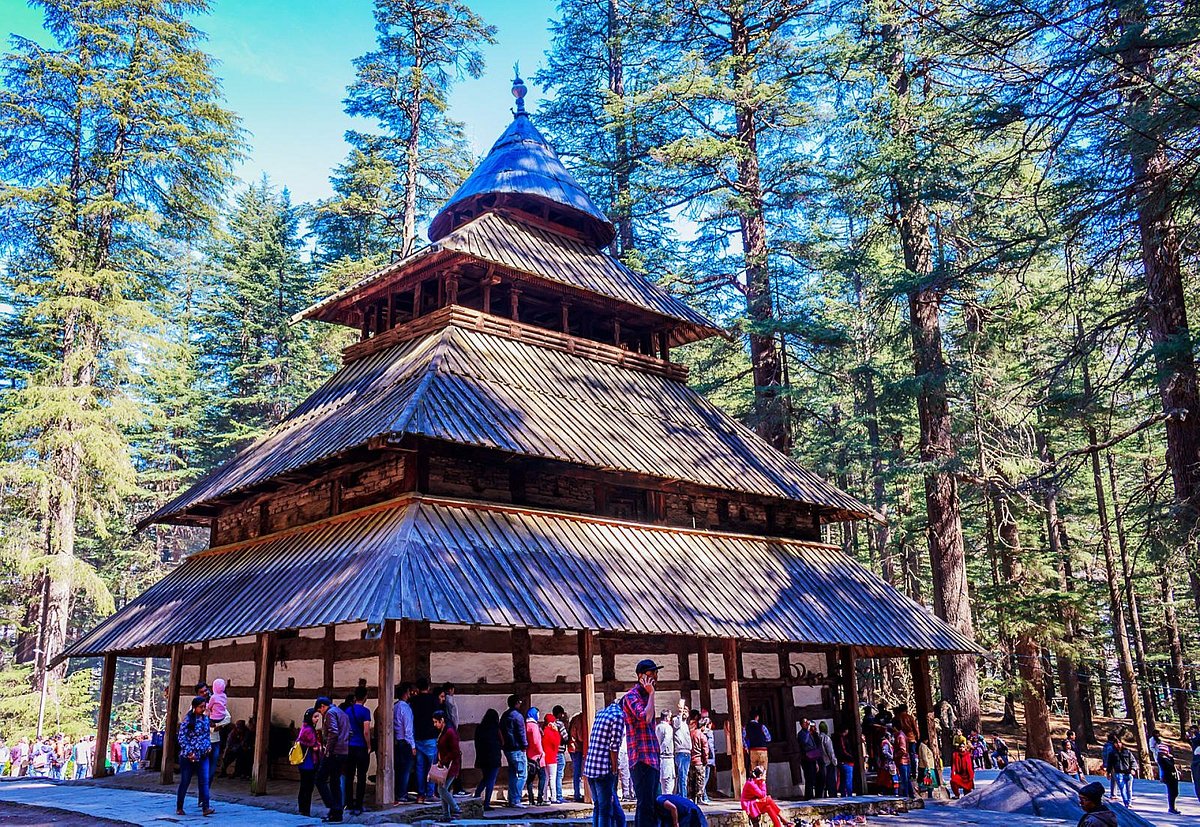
left=0, top=665, right=96, bottom=740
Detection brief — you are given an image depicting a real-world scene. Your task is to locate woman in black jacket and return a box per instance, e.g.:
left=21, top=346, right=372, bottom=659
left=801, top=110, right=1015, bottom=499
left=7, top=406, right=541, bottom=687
left=474, top=709, right=503, bottom=810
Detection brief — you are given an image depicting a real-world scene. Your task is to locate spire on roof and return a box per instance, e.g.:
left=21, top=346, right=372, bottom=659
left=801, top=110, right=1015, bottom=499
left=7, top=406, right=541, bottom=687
left=427, top=68, right=616, bottom=248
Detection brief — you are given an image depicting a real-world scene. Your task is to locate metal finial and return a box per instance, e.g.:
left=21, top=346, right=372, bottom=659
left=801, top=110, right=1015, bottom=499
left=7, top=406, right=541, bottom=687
left=511, top=62, right=527, bottom=115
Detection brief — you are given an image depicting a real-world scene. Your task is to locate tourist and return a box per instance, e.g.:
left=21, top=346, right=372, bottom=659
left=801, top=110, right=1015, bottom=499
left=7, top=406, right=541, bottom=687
left=702, top=715, right=715, bottom=804
left=314, top=695, right=349, bottom=823
left=442, top=683, right=459, bottom=728
left=895, top=704, right=919, bottom=767
left=622, top=659, right=662, bottom=827
left=1100, top=732, right=1117, bottom=800
left=473, top=708, right=502, bottom=810
left=818, top=722, right=837, bottom=797
left=936, top=697, right=957, bottom=764
left=916, top=736, right=942, bottom=797
left=949, top=737, right=973, bottom=799
left=686, top=710, right=708, bottom=802
left=969, top=731, right=986, bottom=770
left=501, top=694, right=529, bottom=807
left=879, top=725, right=898, bottom=795
left=410, top=677, right=440, bottom=803
left=672, top=700, right=691, bottom=795
left=1077, top=781, right=1118, bottom=826
left=656, top=711, right=676, bottom=797
left=619, top=732, right=632, bottom=800
left=175, top=696, right=215, bottom=817
left=394, top=682, right=415, bottom=802
left=1156, top=740, right=1181, bottom=814
left=569, top=709, right=588, bottom=802
left=1060, top=736, right=1083, bottom=782
left=545, top=710, right=568, bottom=803
left=343, top=684, right=373, bottom=815
left=208, top=678, right=230, bottom=730
left=1148, top=729, right=1161, bottom=780
left=1105, top=737, right=1134, bottom=808
left=895, top=722, right=912, bottom=798
left=584, top=701, right=626, bottom=827
left=295, top=707, right=321, bottom=818
left=1065, top=730, right=1086, bottom=777
left=744, top=708, right=771, bottom=782
left=526, top=705, right=547, bottom=804
left=740, top=765, right=785, bottom=827
left=220, top=721, right=249, bottom=778
left=991, top=734, right=1010, bottom=769
left=11, top=738, right=28, bottom=776
left=1188, top=725, right=1200, bottom=804
left=433, top=710, right=462, bottom=821
left=861, top=705, right=879, bottom=769
left=797, top=717, right=819, bottom=799
left=836, top=718, right=856, bottom=797
left=655, top=792, right=707, bottom=827
left=0, top=740, right=9, bottom=777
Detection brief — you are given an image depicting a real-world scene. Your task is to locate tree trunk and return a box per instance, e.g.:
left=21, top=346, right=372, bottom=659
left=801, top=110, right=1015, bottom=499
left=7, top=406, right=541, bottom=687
left=606, top=0, right=635, bottom=259
left=729, top=8, right=788, bottom=452
left=1145, top=458, right=1192, bottom=730
left=402, top=52, right=425, bottom=256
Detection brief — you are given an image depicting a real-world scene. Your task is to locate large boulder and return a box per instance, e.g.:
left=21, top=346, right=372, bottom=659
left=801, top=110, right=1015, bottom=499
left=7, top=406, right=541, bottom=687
left=955, top=760, right=1154, bottom=826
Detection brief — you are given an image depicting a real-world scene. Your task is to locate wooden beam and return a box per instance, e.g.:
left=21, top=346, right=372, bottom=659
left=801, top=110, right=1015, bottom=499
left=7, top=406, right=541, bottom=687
left=376, top=620, right=397, bottom=808
left=909, top=651, right=935, bottom=745
left=840, top=646, right=866, bottom=795
left=251, top=632, right=276, bottom=795
left=698, top=639, right=712, bottom=713
left=512, top=628, right=532, bottom=686
left=323, top=625, right=335, bottom=692
left=161, top=644, right=183, bottom=784
left=579, top=630, right=597, bottom=804
left=723, top=639, right=745, bottom=798
left=600, top=638, right=617, bottom=704
left=93, top=653, right=117, bottom=779
left=561, top=302, right=570, bottom=333
left=413, top=281, right=423, bottom=319
left=398, top=619, right=418, bottom=683
left=198, top=641, right=210, bottom=686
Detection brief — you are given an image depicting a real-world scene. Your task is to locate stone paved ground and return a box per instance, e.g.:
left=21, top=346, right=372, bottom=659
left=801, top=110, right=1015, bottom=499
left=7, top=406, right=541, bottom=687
left=881, top=770, right=1200, bottom=827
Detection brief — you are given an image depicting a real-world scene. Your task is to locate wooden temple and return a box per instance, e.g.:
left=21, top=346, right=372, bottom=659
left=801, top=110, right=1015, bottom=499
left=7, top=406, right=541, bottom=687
left=62, top=78, right=975, bottom=807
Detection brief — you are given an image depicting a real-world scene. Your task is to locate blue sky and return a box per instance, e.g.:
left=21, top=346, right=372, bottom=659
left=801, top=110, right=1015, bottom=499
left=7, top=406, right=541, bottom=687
left=1, top=0, right=557, bottom=204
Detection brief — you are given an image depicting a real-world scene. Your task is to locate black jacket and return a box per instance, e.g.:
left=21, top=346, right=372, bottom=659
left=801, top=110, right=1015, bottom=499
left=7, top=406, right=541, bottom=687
left=501, top=708, right=528, bottom=750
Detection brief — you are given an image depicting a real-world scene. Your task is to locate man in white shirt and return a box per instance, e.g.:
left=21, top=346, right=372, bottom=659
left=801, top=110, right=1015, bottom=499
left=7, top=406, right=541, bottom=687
left=672, top=700, right=691, bottom=795
left=656, top=711, right=675, bottom=796
left=393, top=682, right=416, bottom=802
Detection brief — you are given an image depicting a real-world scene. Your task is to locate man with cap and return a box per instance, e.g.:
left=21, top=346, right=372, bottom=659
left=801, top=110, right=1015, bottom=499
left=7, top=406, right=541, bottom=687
left=1077, top=781, right=1117, bottom=827
left=314, top=696, right=351, bottom=823
left=623, top=659, right=663, bottom=827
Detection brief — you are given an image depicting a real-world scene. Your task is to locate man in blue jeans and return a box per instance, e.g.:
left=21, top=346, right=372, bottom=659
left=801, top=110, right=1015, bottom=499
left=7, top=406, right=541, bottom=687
left=502, top=694, right=529, bottom=807
left=409, top=677, right=440, bottom=802
left=585, top=701, right=626, bottom=827
left=393, top=682, right=415, bottom=802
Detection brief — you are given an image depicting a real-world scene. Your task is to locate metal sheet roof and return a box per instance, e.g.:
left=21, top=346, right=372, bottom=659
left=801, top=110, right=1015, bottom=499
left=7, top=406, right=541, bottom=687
left=146, top=324, right=874, bottom=524
left=429, top=113, right=615, bottom=246
left=65, top=497, right=977, bottom=658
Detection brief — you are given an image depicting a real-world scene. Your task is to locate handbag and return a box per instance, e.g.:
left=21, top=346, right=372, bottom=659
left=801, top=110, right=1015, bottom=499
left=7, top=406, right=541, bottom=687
left=288, top=741, right=308, bottom=766
left=428, top=763, right=451, bottom=785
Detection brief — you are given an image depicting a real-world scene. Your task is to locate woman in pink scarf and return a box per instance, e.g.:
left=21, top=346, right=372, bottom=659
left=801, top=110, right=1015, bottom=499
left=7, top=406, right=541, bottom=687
left=740, top=766, right=785, bottom=827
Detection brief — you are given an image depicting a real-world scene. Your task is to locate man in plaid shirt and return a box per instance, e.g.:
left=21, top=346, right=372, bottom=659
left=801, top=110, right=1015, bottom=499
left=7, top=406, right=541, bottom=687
left=584, top=702, right=626, bottom=827
left=623, top=660, right=663, bottom=827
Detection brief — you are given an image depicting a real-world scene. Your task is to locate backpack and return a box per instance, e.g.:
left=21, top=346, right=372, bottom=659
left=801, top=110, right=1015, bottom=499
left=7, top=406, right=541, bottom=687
left=288, top=740, right=308, bottom=766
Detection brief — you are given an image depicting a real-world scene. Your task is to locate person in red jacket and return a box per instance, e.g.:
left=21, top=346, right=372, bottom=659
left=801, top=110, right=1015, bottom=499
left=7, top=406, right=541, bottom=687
left=950, top=739, right=974, bottom=799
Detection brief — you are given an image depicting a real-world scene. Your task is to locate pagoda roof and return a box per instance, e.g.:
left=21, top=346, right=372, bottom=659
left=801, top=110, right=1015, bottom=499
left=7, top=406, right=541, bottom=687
left=65, top=495, right=977, bottom=659
left=428, top=111, right=615, bottom=247
left=299, top=211, right=721, bottom=346
left=145, top=320, right=874, bottom=526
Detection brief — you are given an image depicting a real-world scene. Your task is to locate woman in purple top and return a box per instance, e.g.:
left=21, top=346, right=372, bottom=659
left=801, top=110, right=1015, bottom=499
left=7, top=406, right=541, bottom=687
left=176, top=696, right=215, bottom=816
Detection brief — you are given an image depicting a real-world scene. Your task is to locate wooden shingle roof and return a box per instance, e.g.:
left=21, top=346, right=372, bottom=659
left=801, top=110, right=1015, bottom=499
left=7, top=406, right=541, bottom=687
left=144, top=319, right=874, bottom=526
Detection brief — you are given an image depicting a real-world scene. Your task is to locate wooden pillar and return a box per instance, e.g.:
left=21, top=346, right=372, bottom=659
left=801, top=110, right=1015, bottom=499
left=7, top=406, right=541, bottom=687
left=376, top=620, right=397, bottom=808
left=658, top=332, right=670, bottom=362
left=600, top=637, right=617, bottom=704
left=323, top=625, right=336, bottom=691
left=413, top=281, right=423, bottom=319
left=445, top=274, right=459, bottom=306
left=399, top=619, right=417, bottom=683
left=198, top=641, right=210, bottom=686
left=510, top=287, right=521, bottom=322
left=698, top=639, right=712, bottom=713
left=840, top=646, right=866, bottom=795
left=909, top=651, right=935, bottom=745
left=251, top=632, right=276, bottom=795
left=161, top=643, right=184, bottom=784
left=387, top=291, right=396, bottom=328
left=579, top=630, right=597, bottom=804
left=561, top=302, right=571, bottom=333
left=93, top=652, right=117, bottom=779
left=723, top=639, right=745, bottom=798
left=612, top=319, right=621, bottom=346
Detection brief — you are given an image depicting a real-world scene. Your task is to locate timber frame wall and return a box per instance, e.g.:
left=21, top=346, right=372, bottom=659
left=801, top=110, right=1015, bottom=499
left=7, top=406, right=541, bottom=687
left=129, top=621, right=934, bottom=804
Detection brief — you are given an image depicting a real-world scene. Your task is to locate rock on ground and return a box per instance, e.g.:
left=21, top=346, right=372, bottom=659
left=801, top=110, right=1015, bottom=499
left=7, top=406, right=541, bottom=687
left=955, top=760, right=1154, bottom=826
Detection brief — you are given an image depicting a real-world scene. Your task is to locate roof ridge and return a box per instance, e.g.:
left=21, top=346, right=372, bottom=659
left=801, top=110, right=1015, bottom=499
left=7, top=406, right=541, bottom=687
left=387, top=326, right=455, bottom=436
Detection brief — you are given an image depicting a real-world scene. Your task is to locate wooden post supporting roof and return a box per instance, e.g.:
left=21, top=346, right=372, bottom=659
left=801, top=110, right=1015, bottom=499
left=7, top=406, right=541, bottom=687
left=579, top=629, right=596, bottom=804
left=909, top=651, right=935, bottom=745
left=839, top=645, right=866, bottom=795
left=698, top=639, right=712, bottom=714
left=161, top=643, right=183, bottom=784
left=723, top=639, right=745, bottom=798
left=376, top=620, right=397, bottom=808
left=251, top=632, right=276, bottom=795
left=93, top=653, right=116, bottom=779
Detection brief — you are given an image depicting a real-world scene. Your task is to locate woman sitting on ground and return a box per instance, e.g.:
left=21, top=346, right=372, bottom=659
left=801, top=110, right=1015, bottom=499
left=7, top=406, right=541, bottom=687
left=740, top=766, right=786, bottom=827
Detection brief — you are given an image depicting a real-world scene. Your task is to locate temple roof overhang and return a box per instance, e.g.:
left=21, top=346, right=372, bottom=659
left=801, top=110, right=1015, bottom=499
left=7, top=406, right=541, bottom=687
left=142, top=317, right=876, bottom=527
left=63, top=495, right=979, bottom=662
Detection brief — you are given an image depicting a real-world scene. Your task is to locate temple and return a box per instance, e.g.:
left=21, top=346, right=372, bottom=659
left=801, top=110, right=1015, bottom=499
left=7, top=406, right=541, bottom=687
left=62, top=75, right=975, bottom=808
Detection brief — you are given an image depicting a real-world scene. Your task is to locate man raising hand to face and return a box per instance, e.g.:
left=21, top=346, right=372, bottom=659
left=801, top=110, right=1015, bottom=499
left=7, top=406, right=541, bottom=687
left=623, top=660, right=663, bottom=827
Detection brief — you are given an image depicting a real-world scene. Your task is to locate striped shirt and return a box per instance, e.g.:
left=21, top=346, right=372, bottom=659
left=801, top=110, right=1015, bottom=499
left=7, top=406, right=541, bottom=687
left=582, top=703, right=625, bottom=779
left=622, top=685, right=660, bottom=769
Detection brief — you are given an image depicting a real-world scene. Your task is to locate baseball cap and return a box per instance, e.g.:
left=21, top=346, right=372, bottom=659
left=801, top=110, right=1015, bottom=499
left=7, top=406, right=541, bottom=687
left=636, top=659, right=664, bottom=674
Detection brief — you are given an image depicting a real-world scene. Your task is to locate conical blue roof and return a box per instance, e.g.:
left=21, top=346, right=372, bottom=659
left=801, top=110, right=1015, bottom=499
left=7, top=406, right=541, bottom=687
left=429, top=112, right=616, bottom=247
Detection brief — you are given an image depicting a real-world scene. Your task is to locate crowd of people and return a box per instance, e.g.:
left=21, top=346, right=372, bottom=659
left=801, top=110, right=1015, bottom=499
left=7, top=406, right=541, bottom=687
left=0, top=732, right=159, bottom=779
